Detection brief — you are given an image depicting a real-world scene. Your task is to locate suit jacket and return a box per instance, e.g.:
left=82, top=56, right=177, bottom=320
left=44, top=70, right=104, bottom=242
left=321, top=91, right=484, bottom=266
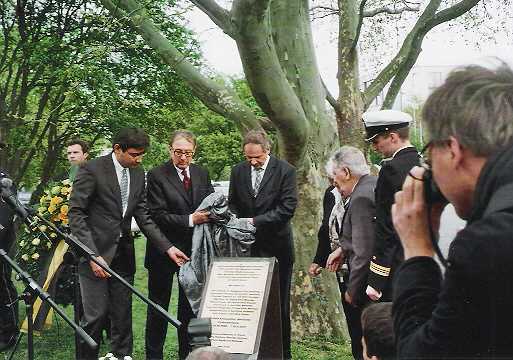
left=368, top=146, right=419, bottom=295
left=144, top=162, right=214, bottom=273
left=228, top=155, right=298, bottom=264
left=313, top=186, right=336, bottom=267
left=69, top=154, right=171, bottom=274
left=339, top=175, right=377, bottom=307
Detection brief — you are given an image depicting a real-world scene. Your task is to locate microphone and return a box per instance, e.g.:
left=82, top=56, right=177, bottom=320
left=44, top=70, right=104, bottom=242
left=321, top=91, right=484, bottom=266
left=0, top=177, right=30, bottom=220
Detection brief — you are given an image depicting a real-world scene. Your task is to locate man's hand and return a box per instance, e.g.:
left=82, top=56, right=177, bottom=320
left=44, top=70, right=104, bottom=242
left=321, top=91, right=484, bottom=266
left=308, top=263, right=322, bottom=277
left=192, top=210, right=210, bottom=225
left=166, top=246, right=190, bottom=267
left=344, top=291, right=353, bottom=305
left=326, top=247, right=343, bottom=272
left=366, top=285, right=382, bottom=301
left=392, top=166, right=445, bottom=260
left=89, top=256, right=111, bottom=279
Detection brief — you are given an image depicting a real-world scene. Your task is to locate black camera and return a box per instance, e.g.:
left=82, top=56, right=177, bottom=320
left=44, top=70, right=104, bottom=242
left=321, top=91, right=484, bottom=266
left=423, top=168, right=448, bottom=205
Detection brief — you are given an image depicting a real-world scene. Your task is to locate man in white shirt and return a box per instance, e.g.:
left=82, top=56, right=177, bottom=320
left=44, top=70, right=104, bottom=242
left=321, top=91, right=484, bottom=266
left=69, top=128, right=184, bottom=360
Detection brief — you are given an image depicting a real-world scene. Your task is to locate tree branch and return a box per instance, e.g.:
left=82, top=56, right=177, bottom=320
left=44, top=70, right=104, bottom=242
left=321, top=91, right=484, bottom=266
left=99, top=0, right=261, bottom=133
left=381, top=0, right=480, bottom=108
left=428, top=0, right=480, bottom=28
left=190, top=0, right=236, bottom=38
left=362, top=0, right=442, bottom=107
left=363, top=2, right=421, bottom=17
left=323, top=78, right=341, bottom=116
left=351, top=0, right=369, bottom=53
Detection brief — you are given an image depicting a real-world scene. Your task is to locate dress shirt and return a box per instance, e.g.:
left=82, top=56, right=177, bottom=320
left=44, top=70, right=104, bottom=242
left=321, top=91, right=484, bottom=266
left=251, top=155, right=270, bottom=189
left=173, top=164, right=195, bottom=228
left=112, top=152, right=130, bottom=217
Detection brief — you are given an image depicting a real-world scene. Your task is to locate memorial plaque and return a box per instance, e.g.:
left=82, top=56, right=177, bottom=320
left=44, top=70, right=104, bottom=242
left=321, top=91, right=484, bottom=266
left=198, top=257, right=282, bottom=359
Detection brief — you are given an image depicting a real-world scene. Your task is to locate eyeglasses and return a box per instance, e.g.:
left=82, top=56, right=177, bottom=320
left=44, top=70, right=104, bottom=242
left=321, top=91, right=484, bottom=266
left=419, top=141, right=433, bottom=168
left=417, top=139, right=453, bottom=173
left=172, top=148, right=194, bottom=158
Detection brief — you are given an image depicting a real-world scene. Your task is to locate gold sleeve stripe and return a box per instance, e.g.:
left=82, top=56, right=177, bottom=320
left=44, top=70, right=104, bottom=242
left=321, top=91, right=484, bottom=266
left=370, top=262, right=391, bottom=277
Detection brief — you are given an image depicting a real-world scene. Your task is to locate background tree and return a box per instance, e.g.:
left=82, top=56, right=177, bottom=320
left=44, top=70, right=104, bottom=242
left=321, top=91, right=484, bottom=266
left=98, top=0, right=511, bottom=337
left=0, top=0, right=203, bottom=196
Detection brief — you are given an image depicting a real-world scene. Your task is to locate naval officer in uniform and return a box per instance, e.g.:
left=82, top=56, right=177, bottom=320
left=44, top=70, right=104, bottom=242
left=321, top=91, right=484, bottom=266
left=363, top=110, right=420, bottom=302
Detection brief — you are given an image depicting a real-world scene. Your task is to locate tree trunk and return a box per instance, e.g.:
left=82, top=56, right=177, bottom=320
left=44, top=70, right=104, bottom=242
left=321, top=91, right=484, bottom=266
left=337, top=0, right=365, bottom=148
left=232, top=0, right=345, bottom=338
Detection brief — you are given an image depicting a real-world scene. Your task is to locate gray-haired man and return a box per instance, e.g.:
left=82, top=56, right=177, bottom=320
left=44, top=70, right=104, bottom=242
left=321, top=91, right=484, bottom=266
left=392, top=62, right=513, bottom=357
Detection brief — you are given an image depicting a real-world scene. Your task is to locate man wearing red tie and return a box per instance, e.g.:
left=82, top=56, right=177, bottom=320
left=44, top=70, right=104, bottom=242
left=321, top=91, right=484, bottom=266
left=144, top=130, right=214, bottom=360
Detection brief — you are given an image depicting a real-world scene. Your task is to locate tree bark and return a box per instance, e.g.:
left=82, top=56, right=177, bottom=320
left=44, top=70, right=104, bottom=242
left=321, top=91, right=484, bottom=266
left=337, top=0, right=365, bottom=147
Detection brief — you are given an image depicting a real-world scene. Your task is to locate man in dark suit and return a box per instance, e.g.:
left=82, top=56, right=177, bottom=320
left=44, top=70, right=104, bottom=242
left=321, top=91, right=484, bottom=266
left=145, top=130, right=214, bottom=360
left=362, top=110, right=420, bottom=302
left=228, top=130, right=298, bottom=359
left=69, top=128, right=187, bottom=360
left=325, top=146, right=377, bottom=360
left=308, top=184, right=336, bottom=277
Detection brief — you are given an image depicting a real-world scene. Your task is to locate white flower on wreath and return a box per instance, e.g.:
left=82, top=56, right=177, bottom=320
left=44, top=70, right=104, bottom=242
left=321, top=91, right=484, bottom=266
left=32, top=238, right=41, bottom=246
left=31, top=253, right=40, bottom=260
left=20, top=240, right=26, bottom=247
left=21, top=254, right=29, bottom=261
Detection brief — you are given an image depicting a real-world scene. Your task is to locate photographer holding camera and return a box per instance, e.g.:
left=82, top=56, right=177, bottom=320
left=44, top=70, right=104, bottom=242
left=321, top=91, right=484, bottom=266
left=392, top=62, right=513, bottom=358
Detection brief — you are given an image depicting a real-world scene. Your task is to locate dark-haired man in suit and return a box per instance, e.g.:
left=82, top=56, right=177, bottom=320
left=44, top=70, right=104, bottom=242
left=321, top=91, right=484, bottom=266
left=228, top=130, right=298, bottom=359
left=145, top=130, right=214, bottom=360
left=69, top=128, right=186, bottom=360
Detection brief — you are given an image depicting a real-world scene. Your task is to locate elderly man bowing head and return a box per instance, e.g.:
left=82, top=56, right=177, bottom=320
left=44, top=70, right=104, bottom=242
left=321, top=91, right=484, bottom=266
left=326, top=146, right=377, bottom=360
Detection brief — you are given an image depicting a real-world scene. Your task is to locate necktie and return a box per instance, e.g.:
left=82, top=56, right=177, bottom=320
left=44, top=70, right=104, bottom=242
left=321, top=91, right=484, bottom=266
left=120, top=168, right=128, bottom=211
left=182, top=169, right=191, bottom=191
left=253, top=167, right=264, bottom=197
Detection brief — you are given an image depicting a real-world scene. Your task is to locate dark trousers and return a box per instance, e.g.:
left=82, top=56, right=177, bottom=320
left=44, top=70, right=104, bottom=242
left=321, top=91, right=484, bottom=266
left=145, top=268, right=194, bottom=360
left=277, top=259, right=293, bottom=360
left=340, top=280, right=363, bottom=360
left=78, top=259, right=134, bottom=360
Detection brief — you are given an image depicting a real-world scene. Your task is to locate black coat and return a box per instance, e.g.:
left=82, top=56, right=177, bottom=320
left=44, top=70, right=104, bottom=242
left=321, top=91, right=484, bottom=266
left=144, top=162, right=214, bottom=273
left=69, top=154, right=170, bottom=274
left=228, top=155, right=298, bottom=264
left=368, top=146, right=419, bottom=298
left=313, top=186, right=336, bottom=267
left=393, top=144, right=513, bottom=358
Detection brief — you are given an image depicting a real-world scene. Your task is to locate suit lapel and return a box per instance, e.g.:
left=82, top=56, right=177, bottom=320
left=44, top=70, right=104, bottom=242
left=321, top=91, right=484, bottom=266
left=242, top=162, right=254, bottom=197
left=164, top=162, right=192, bottom=206
left=126, top=167, right=139, bottom=217
left=255, top=155, right=277, bottom=197
left=103, top=155, right=123, bottom=216
left=190, top=164, right=201, bottom=209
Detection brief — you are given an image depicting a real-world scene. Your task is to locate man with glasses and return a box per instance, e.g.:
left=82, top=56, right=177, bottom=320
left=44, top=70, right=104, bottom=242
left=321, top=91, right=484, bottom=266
left=145, top=130, right=214, bottom=360
left=69, top=128, right=183, bottom=360
left=391, top=63, right=513, bottom=357
left=362, top=110, right=420, bottom=302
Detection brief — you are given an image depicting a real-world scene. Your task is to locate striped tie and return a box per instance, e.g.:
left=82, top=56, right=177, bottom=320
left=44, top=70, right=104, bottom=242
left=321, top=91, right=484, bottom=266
left=120, top=168, right=128, bottom=211
left=253, top=167, right=264, bottom=197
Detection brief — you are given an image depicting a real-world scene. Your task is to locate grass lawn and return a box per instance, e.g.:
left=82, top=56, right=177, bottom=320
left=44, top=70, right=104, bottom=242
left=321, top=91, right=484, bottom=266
left=9, top=237, right=352, bottom=359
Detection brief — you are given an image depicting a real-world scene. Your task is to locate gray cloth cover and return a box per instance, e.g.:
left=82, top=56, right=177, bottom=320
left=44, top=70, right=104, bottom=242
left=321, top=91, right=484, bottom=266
left=178, top=192, right=256, bottom=314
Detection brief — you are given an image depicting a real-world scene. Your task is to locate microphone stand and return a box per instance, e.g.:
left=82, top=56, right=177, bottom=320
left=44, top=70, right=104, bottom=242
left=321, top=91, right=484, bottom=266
left=1, top=192, right=180, bottom=358
left=0, top=248, right=97, bottom=360
left=31, top=212, right=181, bottom=329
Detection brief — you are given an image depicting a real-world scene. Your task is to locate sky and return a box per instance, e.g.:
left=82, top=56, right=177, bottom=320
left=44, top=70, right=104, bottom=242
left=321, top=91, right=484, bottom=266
left=184, top=4, right=513, bottom=96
